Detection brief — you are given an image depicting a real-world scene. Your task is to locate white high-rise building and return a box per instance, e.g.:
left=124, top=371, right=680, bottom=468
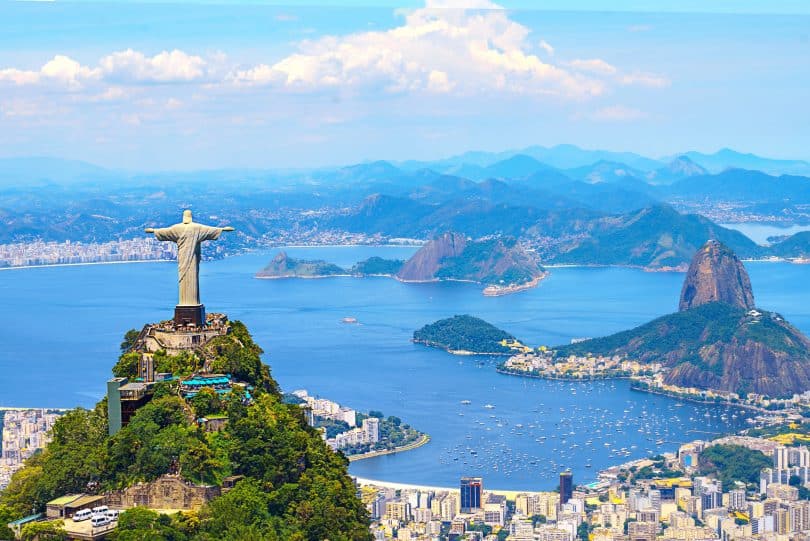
left=729, top=488, right=746, bottom=511
left=774, top=446, right=790, bottom=469
left=363, top=417, right=380, bottom=443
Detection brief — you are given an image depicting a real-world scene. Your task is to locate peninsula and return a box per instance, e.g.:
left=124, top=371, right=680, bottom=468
left=502, top=240, right=810, bottom=401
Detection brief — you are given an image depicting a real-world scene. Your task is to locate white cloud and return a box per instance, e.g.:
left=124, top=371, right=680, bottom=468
left=538, top=39, right=554, bottom=56
left=568, top=58, right=617, bottom=75
left=100, top=49, right=207, bottom=83
left=229, top=1, right=607, bottom=99
left=427, top=69, right=454, bottom=93
left=0, top=50, right=209, bottom=90
left=0, top=2, right=669, bottom=107
left=0, top=55, right=99, bottom=88
left=0, top=68, right=40, bottom=86
left=620, top=72, right=670, bottom=88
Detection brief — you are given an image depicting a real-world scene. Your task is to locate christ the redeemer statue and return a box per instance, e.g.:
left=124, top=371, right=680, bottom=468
left=145, top=210, right=234, bottom=327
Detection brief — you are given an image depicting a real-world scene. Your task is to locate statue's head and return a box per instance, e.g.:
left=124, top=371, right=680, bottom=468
left=182, top=210, right=193, bottom=224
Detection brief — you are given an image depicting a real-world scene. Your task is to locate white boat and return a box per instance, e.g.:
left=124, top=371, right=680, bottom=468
left=484, top=404, right=495, bottom=409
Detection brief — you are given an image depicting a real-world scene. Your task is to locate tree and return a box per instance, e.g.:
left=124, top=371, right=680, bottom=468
left=20, top=520, right=67, bottom=541
left=188, top=388, right=223, bottom=418
left=112, top=352, right=140, bottom=379
left=699, top=444, right=771, bottom=487
left=0, top=504, right=18, bottom=540
left=120, top=329, right=140, bottom=353
left=112, top=508, right=187, bottom=541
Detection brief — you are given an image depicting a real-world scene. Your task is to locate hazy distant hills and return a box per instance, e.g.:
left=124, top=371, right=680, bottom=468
left=676, top=148, right=810, bottom=176
left=0, top=157, right=113, bottom=187
left=550, top=205, right=765, bottom=268
left=666, top=169, right=810, bottom=202
left=1, top=145, right=810, bottom=269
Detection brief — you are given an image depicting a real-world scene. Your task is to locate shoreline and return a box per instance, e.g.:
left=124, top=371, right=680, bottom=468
left=3, top=252, right=806, bottom=274
left=352, top=475, right=546, bottom=499
left=495, top=367, right=774, bottom=415
left=495, top=367, right=634, bottom=381
left=414, top=340, right=511, bottom=356
left=0, top=259, right=173, bottom=271
left=482, top=273, right=547, bottom=296
left=347, top=433, right=430, bottom=462
left=629, top=383, right=773, bottom=414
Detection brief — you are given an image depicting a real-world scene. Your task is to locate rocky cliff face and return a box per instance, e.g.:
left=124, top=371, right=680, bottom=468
left=396, top=232, right=545, bottom=286
left=679, top=240, right=755, bottom=311
left=558, top=242, right=810, bottom=397
left=262, top=251, right=293, bottom=274
left=661, top=309, right=810, bottom=397
left=396, top=232, right=468, bottom=281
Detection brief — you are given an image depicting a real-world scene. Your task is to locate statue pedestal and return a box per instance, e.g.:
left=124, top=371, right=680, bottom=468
left=174, top=304, right=206, bottom=328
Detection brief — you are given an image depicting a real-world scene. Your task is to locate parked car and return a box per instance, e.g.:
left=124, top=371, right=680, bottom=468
left=91, top=515, right=111, bottom=528
left=92, top=505, right=109, bottom=515
left=73, top=509, right=92, bottom=522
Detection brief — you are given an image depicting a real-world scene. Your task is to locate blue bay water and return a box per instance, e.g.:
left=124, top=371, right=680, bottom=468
left=0, top=247, right=808, bottom=490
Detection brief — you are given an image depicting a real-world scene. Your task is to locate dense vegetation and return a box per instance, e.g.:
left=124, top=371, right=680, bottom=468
left=434, top=237, right=541, bottom=286
left=258, top=253, right=405, bottom=279
left=698, top=444, right=771, bottom=488
left=558, top=303, right=748, bottom=372
left=349, top=257, right=404, bottom=276
left=0, top=324, right=371, bottom=541
left=257, top=252, right=347, bottom=278
left=556, top=302, right=810, bottom=396
left=552, top=204, right=764, bottom=267
left=413, top=315, right=516, bottom=354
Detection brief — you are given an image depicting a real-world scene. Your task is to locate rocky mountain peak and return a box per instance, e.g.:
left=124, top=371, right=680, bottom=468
left=397, top=232, right=467, bottom=281
left=679, top=240, right=755, bottom=311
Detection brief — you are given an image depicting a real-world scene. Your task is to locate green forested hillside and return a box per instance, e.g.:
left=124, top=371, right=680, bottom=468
left=413, top=315, right=516, bottom=354
left=552, top=205, right=763, bottom=267
left=556, top=302, right=810, bottom=397
left=0, top=324, right=371, bottom=541
left=349, top=257, right=404, bottom=275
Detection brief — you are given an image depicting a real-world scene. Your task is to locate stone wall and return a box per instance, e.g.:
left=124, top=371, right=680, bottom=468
left=105, top=474, right=220, bottom=511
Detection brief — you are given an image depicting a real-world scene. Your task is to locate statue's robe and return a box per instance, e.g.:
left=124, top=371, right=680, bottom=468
left=152, top=223, right=222, bottom=306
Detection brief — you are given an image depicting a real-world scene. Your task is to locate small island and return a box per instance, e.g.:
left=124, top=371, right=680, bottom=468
left=413, top=314, right=531, bottom=355
left=256, top=251, right=404, bottom=279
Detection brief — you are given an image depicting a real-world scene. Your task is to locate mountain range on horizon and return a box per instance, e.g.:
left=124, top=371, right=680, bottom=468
left=2, top=143, right=810, bottom=185
left=2, top=141, right=810, bottom=271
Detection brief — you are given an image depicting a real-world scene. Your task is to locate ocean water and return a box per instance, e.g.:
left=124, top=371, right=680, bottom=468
left=721, top=223, right=810, bottom=245
left=0, top=246, right=808, bottom=490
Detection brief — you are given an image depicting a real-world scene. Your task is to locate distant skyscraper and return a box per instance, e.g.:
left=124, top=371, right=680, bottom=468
left=460, top=477, right=483, bottom=513
left=559, top=471, right=573, bottom=504
left=700, top=488, right=722, bottom=511
left=774, top=446, right=790, bottom=470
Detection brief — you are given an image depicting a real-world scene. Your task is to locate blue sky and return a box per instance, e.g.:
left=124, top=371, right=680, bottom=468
left=0, top=1, right=808, bottom=170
